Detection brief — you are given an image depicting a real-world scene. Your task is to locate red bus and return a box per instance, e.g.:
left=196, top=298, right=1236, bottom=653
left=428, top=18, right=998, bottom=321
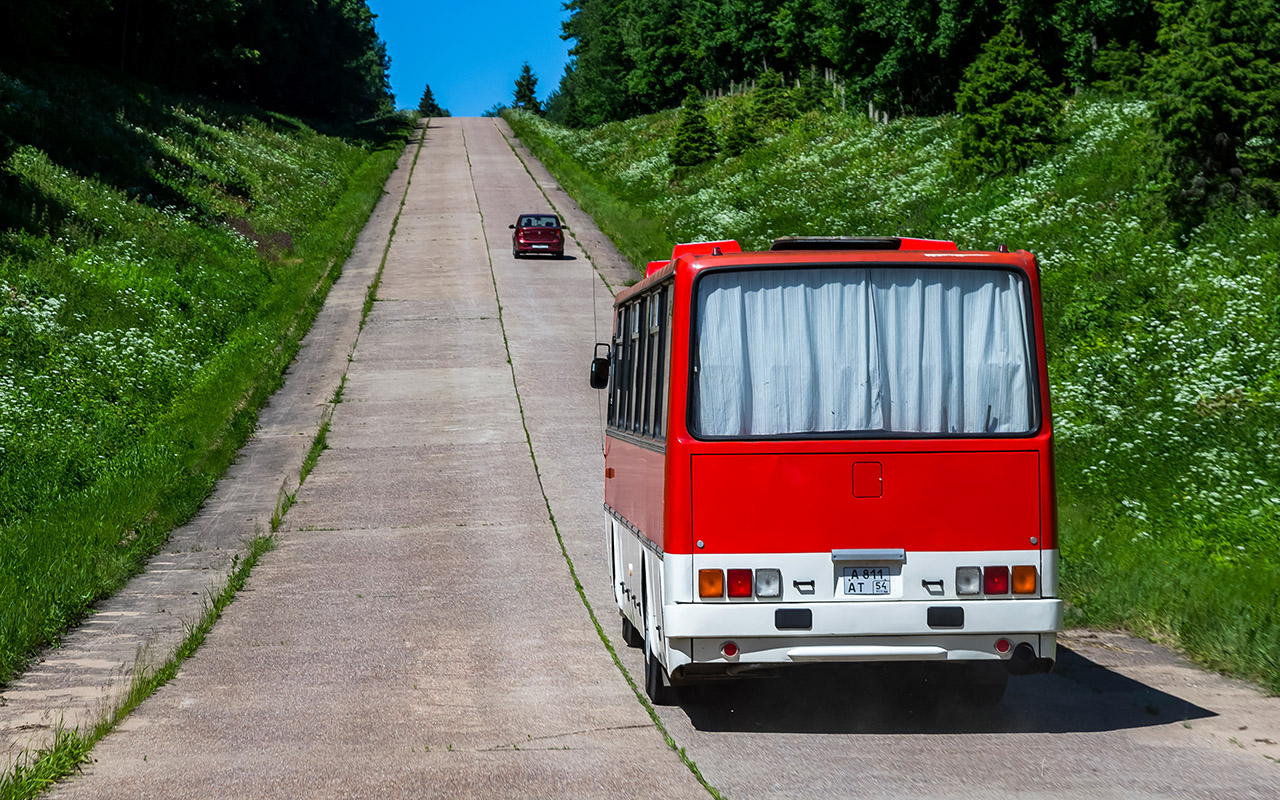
left=588, top=236, right=1062, bottom=705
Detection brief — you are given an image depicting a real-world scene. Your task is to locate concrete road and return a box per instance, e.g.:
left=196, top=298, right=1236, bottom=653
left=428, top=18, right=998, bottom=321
left=47, top=118, right=701, bottom=799
left=44, top=116, right=1280, bottom=799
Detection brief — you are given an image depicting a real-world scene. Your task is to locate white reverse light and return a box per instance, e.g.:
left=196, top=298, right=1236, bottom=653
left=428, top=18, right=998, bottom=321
left=955, top=566, right=982, bottom=595
left=755, top=568, right=782, bottom=598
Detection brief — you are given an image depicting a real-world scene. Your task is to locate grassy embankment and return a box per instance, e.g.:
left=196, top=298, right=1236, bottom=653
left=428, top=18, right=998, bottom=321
left=0, top=62, right=412, bottom=686
left=506, top=100, right=1280, bottom=691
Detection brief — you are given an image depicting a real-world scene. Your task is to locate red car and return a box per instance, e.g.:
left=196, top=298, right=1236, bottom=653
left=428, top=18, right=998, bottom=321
left=510, top=213, right=565, bottom=258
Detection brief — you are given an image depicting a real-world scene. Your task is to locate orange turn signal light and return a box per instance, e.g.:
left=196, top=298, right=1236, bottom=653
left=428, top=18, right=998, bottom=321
left=1012, top=565, right=1037, bottom=594
left=699, top=569, right=724, bottom=598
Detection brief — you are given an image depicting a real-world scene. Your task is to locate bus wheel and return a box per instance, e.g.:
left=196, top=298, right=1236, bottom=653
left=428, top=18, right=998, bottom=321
left=644, top=639, right=671, bottom=705
left=621, top=614, right=643, bottom=648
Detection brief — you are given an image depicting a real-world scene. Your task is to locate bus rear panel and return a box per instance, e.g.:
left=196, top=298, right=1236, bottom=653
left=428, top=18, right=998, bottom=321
left=596, top=237, right=1061, bottom=704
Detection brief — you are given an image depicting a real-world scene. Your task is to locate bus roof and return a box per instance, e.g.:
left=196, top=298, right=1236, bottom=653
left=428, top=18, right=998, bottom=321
left=618, top=237, right=1035, bottom=305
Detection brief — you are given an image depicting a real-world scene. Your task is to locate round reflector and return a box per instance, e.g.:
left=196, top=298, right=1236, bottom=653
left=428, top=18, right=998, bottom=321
left=722, top=641, right=739, bottom=658
left=996, top=638, right=1012, bottom=654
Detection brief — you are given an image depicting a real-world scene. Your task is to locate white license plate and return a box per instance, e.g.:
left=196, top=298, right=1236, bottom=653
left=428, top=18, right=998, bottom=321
left=532, top=244, right=549, bottom=249
left=843, top=567, right=891, bottom=595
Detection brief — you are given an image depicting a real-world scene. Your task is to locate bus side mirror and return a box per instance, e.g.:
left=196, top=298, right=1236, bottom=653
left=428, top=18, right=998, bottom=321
left=589, top=343, right=610, bottom=390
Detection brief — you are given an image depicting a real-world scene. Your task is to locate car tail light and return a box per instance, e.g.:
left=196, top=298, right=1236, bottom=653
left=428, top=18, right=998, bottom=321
left=1012, top=565, right=1037, bottom=594
left=955, top=566, right=982, bottom=595
left=754, top=568, right=782, bottom=598
left=727, top=569, right=752, bottom=597
left=984, top=565, right=1010, bottom=594
left=699, top=569, right=724, bottom=598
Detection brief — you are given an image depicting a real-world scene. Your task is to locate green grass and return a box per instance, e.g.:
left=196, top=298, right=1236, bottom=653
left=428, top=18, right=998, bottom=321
left=504, top=113, right=670, bottom=269
left=506, top=98, right=1280, bottom=691
left=0, top=62, right=412, bottom=686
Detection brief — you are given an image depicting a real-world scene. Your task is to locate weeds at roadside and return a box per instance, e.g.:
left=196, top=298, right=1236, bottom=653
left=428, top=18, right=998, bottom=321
left=299, top=407, right=333, bottom=484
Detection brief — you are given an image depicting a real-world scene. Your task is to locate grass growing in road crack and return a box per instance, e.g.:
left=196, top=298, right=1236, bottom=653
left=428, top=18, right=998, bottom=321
left=360, top=120, right=428, bottom=332
left=463, top=124, right=723, bottom=799
left=299, top=407, right=333, bottom=484
left=0, top=535, right=274, bottom=800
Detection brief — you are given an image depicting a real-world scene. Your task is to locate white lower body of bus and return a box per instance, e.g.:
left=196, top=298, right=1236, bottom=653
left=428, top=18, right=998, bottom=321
left=606, top=513, right=1063, bottom=705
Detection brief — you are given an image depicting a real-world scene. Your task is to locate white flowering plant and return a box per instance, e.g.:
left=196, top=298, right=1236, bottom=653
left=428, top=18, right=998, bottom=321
left=512, top=95, right=1280, bottom=687
left=0, top=65, right=410, bottom=682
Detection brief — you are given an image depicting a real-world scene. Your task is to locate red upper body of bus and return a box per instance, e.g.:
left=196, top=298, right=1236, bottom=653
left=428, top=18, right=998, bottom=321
left=603, top=239, right=1056, bottom=564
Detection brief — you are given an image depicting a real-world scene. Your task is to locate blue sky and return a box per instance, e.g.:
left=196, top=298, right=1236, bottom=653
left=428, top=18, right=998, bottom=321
left=368, top=1, right=573, bottom=117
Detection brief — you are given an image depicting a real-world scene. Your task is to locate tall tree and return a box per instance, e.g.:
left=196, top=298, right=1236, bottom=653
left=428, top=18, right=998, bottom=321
left=418, top=84, right=449, bottom=117
left=714, top=0, right=786, bottom=81
left=952, top=24, right=1062, bottom=175
left=621, top=0, right=716, bottom=111
left=559, top=0, right=640, bottom=126
left=771, top=0, right=830, bottom=75
left=1002, top=0, right=1161, bottom=89
left=1144, top=0, right=1280, bottom=216
left=512, top=61, right=541, bottom=113
left=824, top=0, right=1002, bottom=116
left=670, top=86, right=718, bottom=167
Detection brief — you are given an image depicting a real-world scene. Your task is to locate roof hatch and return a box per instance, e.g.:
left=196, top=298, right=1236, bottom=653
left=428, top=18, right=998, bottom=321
left=770, top=236, right=957, bottom=251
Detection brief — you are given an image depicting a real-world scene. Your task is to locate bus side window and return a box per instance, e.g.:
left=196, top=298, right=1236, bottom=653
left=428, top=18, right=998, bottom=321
left=608, top=310, right=621, bottom=428
left=641, top=292, right=657, bottom=436
left=649, top=287, right=666, bottom=439
left=660, top=286, right=671, bottom=438
left=616, top=306, right=631, bottom=431
left=606, top=285, right=671, bottom=440
left=630, top=300, right=644, bottom=433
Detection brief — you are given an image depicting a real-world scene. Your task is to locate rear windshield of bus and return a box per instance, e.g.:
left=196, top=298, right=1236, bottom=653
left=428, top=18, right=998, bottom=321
left=690, top=266, right=1037, bottom=438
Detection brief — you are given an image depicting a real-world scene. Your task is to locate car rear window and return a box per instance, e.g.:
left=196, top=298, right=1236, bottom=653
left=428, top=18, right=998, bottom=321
left=521, top=215, right=559, bottom=228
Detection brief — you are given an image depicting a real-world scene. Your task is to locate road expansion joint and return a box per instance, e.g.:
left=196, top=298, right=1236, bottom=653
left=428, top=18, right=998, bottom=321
left=466, top=120, right=722, bottom=800
left=492, top=118, right=622, bottom=299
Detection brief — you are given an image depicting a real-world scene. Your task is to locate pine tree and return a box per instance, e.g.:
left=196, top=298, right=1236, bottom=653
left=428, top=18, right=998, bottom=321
left=418, top=84, right=449, bottom=117
left=513, top=61, right=541, bottom=113
left=752, top=69, right=797, bottom=123
left=1144, top=0, right=1280, bottom=215
left=793, top=68, right=832, bottom=114
left=951, top=24, right=1061, bottom=175
left=669, top=86, right=718, bottom=167
left=721, top=100, right=760, bottom=158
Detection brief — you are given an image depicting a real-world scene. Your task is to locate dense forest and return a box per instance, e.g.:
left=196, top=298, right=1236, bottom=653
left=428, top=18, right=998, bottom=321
left=1, top=0, right=393, bottom=121
left=550, top=0, right=1268, bottom=126
left=549, top=0, right=1278, bottom=222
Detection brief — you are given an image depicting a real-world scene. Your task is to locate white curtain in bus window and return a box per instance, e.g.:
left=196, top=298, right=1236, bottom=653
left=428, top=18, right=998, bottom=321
left=693, top=267, right=1034, bottom=436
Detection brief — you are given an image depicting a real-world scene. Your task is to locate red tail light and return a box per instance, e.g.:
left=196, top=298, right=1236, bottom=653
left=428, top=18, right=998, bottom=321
left=984, top=566, right=1010, bottom=594
left=727, top=569, right=752, bottom=597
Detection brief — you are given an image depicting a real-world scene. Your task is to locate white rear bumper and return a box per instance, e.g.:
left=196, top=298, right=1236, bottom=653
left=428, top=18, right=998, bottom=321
left=663, top=598, right=1063, bottom=638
